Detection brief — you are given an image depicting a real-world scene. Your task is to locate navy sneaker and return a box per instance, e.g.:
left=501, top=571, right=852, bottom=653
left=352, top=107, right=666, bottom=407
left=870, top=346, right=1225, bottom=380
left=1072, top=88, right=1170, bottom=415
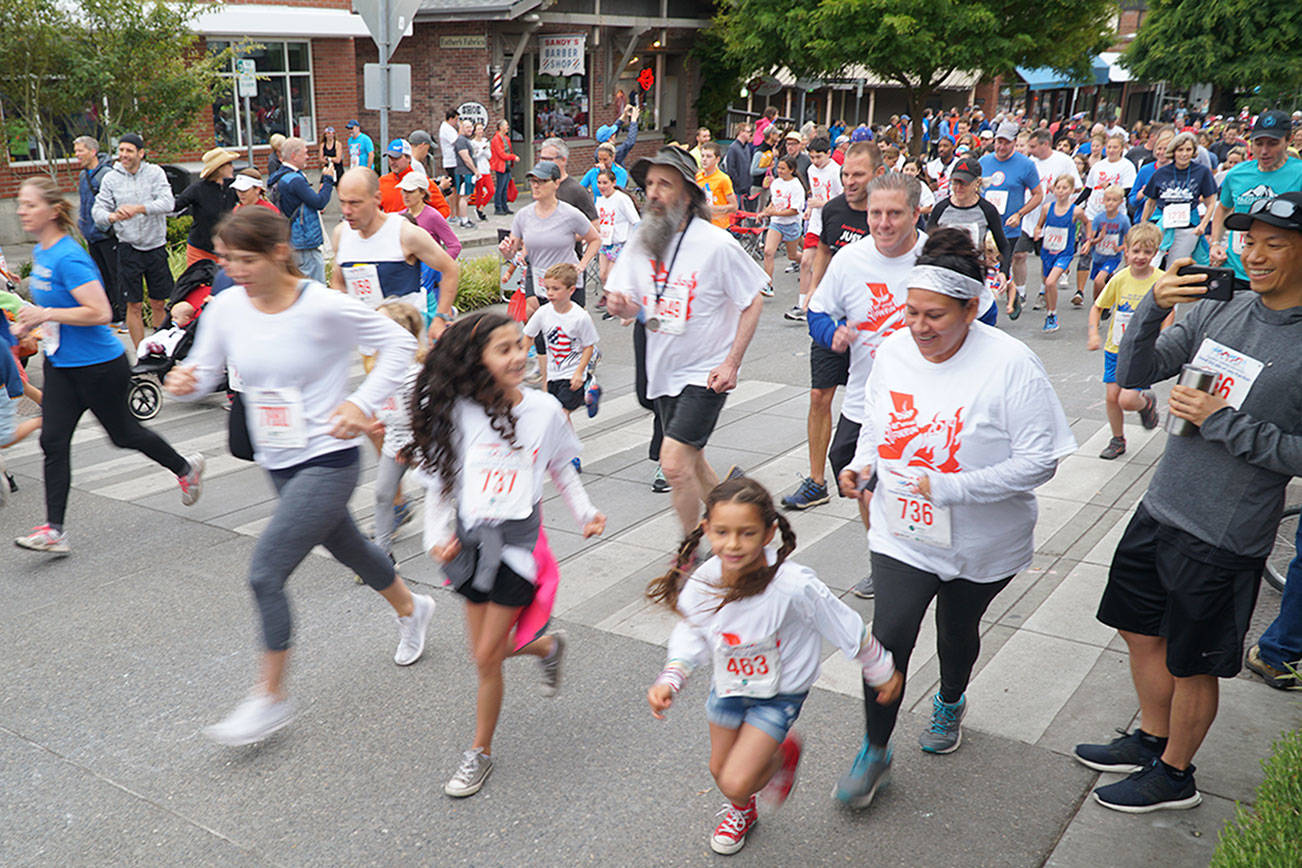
left=781, top=476, right=830, bottom=510
left=918, top=693, right=966, bottom=754
left=1074, top=729, right=1164, bottom=774
left=833, top=738, right=892, bottom=809
left=724, top=465, right=745, bottom=482
left=1093, top=758, right=1202, bottom=813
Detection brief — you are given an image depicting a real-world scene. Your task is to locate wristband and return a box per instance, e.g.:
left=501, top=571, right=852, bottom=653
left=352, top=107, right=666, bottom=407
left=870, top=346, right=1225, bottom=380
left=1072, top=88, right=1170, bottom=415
left=432, top=311, right=454, bottom=322
left=654, top=660, right=689, bottom=692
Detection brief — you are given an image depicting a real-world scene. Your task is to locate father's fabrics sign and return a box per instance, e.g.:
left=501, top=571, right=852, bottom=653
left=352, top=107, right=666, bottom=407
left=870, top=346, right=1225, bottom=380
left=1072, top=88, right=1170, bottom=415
left=538, top=34, right=585, bottom=77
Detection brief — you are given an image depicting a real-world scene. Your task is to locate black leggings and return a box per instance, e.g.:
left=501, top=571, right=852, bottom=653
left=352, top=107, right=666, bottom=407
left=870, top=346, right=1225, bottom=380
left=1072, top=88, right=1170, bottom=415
left=41, top=354, right=188, bottom=526
left=632, top=320, right=664, bottom=462
left=863, top=552, right=1012, bottom=748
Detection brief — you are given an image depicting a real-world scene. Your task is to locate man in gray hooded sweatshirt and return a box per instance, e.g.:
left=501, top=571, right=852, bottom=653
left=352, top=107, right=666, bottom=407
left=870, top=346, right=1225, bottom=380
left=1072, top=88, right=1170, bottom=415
left=92, top=133, right=174, bottom=348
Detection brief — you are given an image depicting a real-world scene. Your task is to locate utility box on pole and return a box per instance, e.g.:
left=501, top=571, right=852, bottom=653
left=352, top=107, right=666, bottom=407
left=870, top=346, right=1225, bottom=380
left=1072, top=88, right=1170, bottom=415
left=352, top=0, right=422, bottom=172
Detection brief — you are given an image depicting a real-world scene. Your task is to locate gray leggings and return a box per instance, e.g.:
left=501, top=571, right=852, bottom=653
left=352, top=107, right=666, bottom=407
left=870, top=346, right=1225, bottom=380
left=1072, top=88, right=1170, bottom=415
left=250, top=456, right=396, bottom=651
left=372, top=454, right=407, bottom=555
left=863, top=552, right=1012, bottom=748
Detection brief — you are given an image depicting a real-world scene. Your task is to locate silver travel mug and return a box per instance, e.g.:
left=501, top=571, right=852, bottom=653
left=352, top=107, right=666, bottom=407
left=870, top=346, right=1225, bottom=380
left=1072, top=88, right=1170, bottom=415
left=1165, top=364, right=1217, bottom=437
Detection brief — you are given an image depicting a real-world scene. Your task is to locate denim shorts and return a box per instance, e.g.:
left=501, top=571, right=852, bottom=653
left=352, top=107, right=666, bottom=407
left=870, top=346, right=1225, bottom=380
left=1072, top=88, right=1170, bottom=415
left=770, top=221, right=802, bottom=243
left=0, top=394, right=16, bottom=444
left=706, top=689, right=807, bottom=742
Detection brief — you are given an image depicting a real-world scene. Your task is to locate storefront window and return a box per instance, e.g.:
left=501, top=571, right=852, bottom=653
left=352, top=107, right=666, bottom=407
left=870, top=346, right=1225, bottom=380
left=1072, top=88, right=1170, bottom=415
left=209, top=40, right=315, bottom=148
left=534, top=72, right=590, bottom=139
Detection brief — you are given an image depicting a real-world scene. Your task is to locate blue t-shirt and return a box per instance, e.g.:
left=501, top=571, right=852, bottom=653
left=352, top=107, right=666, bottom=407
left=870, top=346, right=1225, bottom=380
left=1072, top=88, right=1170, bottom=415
left=1090, top=210, right=1131, bottom=261
left=1143, top=163, right=1218, bottom=229
left=1217, top=156, right=1302, bottom=279
left=29, top=236, right=124, bottom=368
left=979, top=152, right=1040, bottom=238
left=580, top=164, right=629, bottom=198
left=348, top=133, right=375, bottom=171
left=1130, top=161, right=1157, bottom=215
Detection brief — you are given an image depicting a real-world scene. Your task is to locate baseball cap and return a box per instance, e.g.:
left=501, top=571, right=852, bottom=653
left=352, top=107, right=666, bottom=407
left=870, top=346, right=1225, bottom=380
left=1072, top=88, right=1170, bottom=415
left=1249, top=110, right=1290, bottom=140
left=386, top=138, right=411, bottom=157
left=324, top=126, right=335, bottom=134
left=408, top=129, right=433, bottom=146
left=345, top=119, right=359, bottom=129
left=950, top=157, right=982, bottom=183
left=850, top=125, right=874, bottom=142
left=980, top=129, right=994, bottom=140
left=396, top=172, right=428, bottom=192
left=835, top=134, right=850, bottom=145
left=1224, top=191, right=1302, bottom=233
left=995, top=121, right=1019, bottom=141
left=784, top=131, right=802, bottom=142
left=525, top=160, right=562, bottom=181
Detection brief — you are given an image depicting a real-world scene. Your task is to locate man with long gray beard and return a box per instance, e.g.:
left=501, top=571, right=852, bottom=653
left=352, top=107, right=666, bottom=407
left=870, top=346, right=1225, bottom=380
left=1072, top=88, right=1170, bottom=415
left=605, top=146, right=767, bottom=533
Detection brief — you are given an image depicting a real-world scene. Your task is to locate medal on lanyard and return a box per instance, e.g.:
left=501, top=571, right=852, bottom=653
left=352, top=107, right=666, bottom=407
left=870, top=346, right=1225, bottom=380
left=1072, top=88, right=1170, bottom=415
left=646, top=219, right=691, bottom=334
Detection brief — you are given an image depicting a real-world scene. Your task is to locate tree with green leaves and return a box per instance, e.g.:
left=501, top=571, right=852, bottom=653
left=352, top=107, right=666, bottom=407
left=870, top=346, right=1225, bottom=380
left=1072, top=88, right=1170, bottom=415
left=0, top=0, right=235, bottom=176
left=1123, top=0, right=1302, bottom=111
left=713, top=0, right=1116, bottom=154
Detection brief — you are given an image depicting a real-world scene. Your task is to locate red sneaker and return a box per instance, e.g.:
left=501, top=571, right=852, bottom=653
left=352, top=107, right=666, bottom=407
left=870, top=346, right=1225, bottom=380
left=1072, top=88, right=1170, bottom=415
left=758, top=730, right=803, bottom=812
left=710, top=795, right=757, bottom=855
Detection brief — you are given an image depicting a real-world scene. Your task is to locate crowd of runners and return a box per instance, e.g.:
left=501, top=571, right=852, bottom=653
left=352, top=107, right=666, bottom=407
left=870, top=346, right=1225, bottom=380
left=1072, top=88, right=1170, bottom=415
left=5, top=99, right=1302, bottom=857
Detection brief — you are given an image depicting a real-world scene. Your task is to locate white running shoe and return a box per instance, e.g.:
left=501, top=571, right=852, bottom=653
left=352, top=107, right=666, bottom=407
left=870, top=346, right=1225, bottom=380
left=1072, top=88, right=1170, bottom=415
left=15, top=524, right=69, bottom=554
left=394, top=593, right=435, bottom=665
left=204, top=693, right=295, bottom=746
left=178, top=453, right=206, bottom=506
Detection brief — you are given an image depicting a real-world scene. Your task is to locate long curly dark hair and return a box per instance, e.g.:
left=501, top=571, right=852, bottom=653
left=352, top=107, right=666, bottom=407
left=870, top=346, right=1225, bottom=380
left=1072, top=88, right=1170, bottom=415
left=647, top=477, right=797, bottom=613
left=400, top=311, right=521, bottom=499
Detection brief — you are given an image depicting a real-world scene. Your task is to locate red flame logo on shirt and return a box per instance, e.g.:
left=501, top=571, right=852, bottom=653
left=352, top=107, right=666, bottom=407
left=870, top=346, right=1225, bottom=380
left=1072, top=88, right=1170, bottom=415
left=855, top=282, right=904, bottom=335
left=877, top=391, right=965, bottom=473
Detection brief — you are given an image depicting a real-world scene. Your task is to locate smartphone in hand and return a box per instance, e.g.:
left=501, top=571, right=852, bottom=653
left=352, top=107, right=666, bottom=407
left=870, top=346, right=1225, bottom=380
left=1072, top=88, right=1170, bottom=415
left=1176, top=265, right=1247, bottom=302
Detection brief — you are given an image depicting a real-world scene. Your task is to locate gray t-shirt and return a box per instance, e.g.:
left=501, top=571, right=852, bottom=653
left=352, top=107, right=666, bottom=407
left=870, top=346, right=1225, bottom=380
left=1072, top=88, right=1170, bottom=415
left=511, top=200, right=593, bottom=296
left=453, top=135, right=475, bottom=176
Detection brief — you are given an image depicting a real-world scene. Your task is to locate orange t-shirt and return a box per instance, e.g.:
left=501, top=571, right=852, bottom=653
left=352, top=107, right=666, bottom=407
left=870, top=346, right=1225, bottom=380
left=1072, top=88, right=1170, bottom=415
left=379, top=168, right=450, bottom=217
left=696, top=168, right=735, bottom=228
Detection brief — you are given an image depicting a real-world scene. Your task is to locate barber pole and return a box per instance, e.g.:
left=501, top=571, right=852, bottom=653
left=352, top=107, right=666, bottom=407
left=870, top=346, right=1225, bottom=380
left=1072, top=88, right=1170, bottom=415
left=491, top=66, right=503, bottom=102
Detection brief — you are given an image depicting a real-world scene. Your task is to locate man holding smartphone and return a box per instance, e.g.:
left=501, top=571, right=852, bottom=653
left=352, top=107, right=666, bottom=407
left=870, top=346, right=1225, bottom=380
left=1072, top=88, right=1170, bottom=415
left=1075, top=191, right=1302, bottom=813
left=1209, top=110, right=1302, bottom=280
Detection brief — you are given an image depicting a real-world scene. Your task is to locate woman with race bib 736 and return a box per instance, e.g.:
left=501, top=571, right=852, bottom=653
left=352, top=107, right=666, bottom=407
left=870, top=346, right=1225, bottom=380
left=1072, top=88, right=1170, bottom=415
left=833, top=228, right=1076, bottom=809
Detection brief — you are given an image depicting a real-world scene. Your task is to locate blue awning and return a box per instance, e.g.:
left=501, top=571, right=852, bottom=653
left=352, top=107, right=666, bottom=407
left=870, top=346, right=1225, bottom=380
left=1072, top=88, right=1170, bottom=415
left=1015, top=57, right=1111, bottom=91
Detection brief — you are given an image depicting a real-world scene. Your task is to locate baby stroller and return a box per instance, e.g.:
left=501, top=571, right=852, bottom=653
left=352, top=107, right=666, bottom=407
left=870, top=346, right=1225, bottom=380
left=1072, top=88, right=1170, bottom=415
left=127, top=259, right=225, bottom=421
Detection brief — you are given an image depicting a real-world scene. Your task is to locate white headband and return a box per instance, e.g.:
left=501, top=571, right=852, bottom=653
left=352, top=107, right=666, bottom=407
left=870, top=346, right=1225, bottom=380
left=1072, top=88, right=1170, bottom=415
left=907, top=264, right=983, bottom=300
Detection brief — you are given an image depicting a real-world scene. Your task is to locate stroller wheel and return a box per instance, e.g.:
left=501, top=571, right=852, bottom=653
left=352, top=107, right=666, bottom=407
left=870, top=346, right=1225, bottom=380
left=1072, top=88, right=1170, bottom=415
left=127, top=378, right=163, bottom=421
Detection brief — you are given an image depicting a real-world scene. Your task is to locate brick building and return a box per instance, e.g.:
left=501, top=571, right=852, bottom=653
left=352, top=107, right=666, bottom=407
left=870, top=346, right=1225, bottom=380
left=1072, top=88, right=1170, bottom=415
left=0, top=0, right=712, bottom=200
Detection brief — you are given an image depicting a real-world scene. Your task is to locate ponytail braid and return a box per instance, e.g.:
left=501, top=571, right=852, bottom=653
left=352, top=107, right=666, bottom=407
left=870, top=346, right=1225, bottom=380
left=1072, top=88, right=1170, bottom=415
left=646, top=523, right=707, bottom=612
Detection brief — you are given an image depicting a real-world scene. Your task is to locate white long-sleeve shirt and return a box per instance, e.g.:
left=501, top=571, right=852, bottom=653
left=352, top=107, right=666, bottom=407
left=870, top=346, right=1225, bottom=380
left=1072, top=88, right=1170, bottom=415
left=179, top=281, right=416, bottom=469
left=665, top=553, right=895, bottom=696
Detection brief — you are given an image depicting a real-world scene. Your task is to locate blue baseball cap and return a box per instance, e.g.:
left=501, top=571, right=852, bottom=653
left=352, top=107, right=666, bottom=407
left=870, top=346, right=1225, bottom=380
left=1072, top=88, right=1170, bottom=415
left=386, top=138, right=411, bottom=157
left=345, top=119, right=359, bottom=129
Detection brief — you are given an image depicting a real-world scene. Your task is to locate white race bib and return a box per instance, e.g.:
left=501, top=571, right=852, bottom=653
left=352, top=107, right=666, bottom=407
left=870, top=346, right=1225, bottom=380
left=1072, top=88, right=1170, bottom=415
left=227, top=363, right=243, bottom=393
left=40, top=321, right=59, bottom=357
left=1110, top=310, right=1133, bottom=345
left=598, top=217, right=614, bottom=246
left=985, top=189, right=1009, bottom=214
left=465, top=442, right=534, bottom=521
left=647, top=281, right=689, bottom=336
left=1043, top=225, right=1069, bottom=253
left=1098, top=233, right=1120, bottom=256
left=1231, top=230, right=1246, bottom=255
left=247, top=386, right=308, bottom=449
left=1164, top=202, right=1191, bottom=228
left=713, top=634, right=781, bottom=698
left=1190, top=338, right=1265, bottom=409
left=884, top=474, right=952, bottom=548
left=342, top=264, right=382, bottom=308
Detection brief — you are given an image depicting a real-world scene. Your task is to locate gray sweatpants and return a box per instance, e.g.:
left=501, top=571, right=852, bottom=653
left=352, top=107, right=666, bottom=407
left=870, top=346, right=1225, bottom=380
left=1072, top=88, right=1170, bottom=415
left=372, top=454, right=408, bottom=556
left=250, top=457, right=396, bottom=651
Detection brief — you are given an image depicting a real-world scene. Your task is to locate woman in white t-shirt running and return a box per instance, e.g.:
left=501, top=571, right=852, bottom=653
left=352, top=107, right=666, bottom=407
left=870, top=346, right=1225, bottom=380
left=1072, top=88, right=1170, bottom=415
left=594, top=168, right=641, bottom=285
left=832, top=228, right=1076, bottom=809
left=646, top=477, right=901, bottom=855
left=760, top=156, right=806, bottom=295
left=408, top=311, right=606, bottom=799
left=166, top=207, right=434, bottom=747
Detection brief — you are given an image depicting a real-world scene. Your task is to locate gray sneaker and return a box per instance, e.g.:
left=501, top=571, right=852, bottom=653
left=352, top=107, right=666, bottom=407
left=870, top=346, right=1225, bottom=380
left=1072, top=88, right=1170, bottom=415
left=833, top=738, right=892, bottom=808
left=918, top=693, right=966, bottom=754
left=852, top=575, right=875, bottom=599
left=178, top=453, right=205, bottom=506
left=540, top=630, right=567, bottom=697
left=204, top=693, right=296, bottom=746
left=1099, top=436, right=1126, bottom=460
left=444, top=748, right=493, bottom=797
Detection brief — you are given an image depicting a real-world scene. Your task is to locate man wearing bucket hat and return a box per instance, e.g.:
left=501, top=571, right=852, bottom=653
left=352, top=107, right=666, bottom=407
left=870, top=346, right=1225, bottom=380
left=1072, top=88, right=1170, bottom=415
left=1209, top=110, right=1302, bottom=280
left=92, top=133, right=176, bottom=348
left=379, top=138, right=449, bottom=217
left=1077, top=192, right=1302, bottom=812
left=175, top=147, right=239, bottom=268
left=604, top=146, right=767, bottom=534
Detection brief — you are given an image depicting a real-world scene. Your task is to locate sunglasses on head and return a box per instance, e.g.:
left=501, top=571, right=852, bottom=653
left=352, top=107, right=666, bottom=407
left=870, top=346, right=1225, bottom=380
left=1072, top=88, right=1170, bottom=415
left=1248, top=197, right=1300, bottom=221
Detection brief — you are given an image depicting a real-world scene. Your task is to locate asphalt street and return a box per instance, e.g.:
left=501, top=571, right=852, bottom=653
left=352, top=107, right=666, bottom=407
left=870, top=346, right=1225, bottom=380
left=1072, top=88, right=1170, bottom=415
left=2, top=233, right=1298, bottom=867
